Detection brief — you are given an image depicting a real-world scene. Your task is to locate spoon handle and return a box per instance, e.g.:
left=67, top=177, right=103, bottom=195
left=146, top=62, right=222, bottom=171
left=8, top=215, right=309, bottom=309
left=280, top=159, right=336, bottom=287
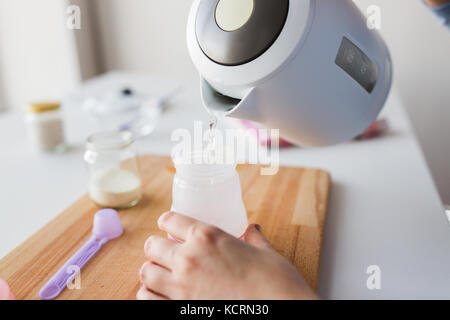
left=39, top=236, right=105, bottom=300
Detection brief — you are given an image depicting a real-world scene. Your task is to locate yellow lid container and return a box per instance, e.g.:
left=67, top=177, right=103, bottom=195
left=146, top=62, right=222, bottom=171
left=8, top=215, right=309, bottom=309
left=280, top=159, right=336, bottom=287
left=27, top=102, right=61, bottom=113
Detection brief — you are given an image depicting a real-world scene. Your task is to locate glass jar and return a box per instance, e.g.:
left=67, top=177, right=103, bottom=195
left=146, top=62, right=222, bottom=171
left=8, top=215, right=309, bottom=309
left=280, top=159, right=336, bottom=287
left=84, top=131, right=142, bottom=209
left=24, top=102, right=66, bottom=152
left=171, top=156, right=248, bottom=238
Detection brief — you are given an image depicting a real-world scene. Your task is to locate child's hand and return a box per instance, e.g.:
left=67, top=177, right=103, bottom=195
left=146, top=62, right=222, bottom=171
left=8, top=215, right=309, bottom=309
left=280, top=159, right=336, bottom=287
left=137, top=211, right=317, bottom=300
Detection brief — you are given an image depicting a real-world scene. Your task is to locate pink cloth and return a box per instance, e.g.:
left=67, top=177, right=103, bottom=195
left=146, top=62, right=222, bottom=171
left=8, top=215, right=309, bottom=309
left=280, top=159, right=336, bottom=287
left=240, top=120, right=293, bottom=148
left=0, top=279, right=14, bottom=300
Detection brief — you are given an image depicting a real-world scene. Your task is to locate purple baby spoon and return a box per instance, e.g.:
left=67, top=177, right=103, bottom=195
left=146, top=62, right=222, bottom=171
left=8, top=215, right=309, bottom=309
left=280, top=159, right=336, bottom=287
left=39, top=209, right=123, bottom=300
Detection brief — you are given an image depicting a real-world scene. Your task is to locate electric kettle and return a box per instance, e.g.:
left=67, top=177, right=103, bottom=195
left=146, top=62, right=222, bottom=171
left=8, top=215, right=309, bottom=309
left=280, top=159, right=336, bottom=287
left=187, top=0, right=393, bottom=146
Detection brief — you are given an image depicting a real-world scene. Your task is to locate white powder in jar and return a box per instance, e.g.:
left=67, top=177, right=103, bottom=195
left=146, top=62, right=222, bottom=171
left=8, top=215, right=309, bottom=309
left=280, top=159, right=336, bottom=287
left=89, top=167, right=142, bottom=208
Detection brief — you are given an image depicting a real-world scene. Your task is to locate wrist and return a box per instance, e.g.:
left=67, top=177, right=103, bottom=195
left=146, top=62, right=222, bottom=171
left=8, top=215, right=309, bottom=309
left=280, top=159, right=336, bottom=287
left=283, top=281, right=320, bottom=300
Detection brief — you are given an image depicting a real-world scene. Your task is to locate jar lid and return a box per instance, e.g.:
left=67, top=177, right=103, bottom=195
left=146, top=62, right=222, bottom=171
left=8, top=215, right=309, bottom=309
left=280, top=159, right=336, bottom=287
left=87, top=131, right=134, bottom=151
left=27, top=102, right=61, bottom=113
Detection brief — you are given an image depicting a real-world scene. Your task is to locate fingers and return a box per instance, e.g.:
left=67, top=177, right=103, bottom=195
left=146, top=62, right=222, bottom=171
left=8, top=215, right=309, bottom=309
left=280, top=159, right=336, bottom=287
left=241, top=224, right=273, bottom=250
left=158, top=211, right=215, bottom=242
left=139, top=262, right=173, bottom=298
left=136, top=285, right=168, bottom=300
left=144, top=235, right=179, bottom=269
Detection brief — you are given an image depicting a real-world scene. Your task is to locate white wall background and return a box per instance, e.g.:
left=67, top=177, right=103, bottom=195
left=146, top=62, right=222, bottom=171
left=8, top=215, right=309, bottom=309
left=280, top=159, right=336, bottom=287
left=0, top=0, right=81, bottom=110
left=90, top=0, right=197, bottom=83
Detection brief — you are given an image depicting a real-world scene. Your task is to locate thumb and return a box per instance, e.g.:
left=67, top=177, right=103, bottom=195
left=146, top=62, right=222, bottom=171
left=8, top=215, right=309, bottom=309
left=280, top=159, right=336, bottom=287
left=241, top=224, right=273, bottom=250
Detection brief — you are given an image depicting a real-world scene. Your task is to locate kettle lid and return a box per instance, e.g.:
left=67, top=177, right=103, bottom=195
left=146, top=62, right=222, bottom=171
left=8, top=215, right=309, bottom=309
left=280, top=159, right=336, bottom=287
left=196, top=0, right=289, bottom=66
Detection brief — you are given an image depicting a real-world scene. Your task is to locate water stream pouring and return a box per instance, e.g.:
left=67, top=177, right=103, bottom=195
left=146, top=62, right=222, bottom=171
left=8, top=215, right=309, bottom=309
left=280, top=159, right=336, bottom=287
left=39, top=209, right=123, bottom=300
left=187, top=0, right=393, bottom=146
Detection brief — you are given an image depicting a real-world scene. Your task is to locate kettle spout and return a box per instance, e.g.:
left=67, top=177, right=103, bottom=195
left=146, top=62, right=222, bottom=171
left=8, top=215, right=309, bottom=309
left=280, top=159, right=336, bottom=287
left=200, top=78, right=260, bottom=122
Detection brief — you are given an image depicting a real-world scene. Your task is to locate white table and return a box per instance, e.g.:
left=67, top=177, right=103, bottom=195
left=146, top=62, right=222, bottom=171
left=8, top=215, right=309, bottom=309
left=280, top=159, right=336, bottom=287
left=1, top=72, right=449, bottom=299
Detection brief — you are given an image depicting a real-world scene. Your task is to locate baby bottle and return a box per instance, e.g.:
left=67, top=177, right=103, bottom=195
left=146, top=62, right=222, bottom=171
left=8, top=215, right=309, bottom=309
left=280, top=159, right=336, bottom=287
left=171, top=153, right=248, bottom=238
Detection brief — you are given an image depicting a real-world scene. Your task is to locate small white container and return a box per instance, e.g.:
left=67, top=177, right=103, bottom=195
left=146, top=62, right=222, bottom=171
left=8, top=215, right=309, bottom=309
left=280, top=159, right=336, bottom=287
left=84, top=131, right=142, bottom=209
left=171, top=156, right=248, bottom=238
left=24, top=102, right=66, bottom=152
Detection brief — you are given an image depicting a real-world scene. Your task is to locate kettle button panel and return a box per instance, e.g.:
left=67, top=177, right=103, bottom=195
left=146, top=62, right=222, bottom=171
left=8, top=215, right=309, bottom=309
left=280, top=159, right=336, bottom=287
left=335, top=37, right=379, bottom=94
left=196, top=0, right=289, bottom=66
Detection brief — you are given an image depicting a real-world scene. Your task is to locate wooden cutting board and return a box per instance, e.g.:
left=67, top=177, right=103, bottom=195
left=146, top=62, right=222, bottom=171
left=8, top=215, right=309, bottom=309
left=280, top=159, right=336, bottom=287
left=0, top=154, right=331, bottom=299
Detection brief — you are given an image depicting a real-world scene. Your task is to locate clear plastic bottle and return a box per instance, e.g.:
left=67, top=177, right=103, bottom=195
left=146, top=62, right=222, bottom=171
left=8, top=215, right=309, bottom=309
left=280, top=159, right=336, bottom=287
left=171, top=157, right=248, bottom=238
